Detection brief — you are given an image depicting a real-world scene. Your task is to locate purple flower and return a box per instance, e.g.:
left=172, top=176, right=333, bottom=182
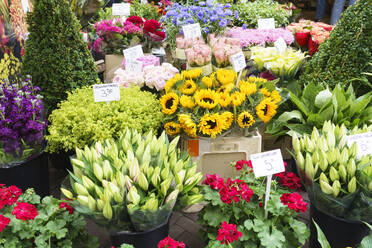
left=203, top=27, right=210, bottom=34
left=197, top=11, right=204, bottom=20
left=210, top=15, right=218, bottom=22
left=242, top=24, right=247, bottom=30
left=234, top=10, right=239, bottom=19
left=224, top=9, right=232, bottom=16
left=206, top=0, right=213, bottom=7
left=219, top=19, right=227, bottom=27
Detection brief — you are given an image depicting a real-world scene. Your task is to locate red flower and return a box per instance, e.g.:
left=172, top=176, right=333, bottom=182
left=280, top=192, right=308, bottom=213
left=59, top=202, right=74, bottom=215
left=202, top=174, right=225, bottom=190
left=158, top=236, right=185, bottom=248
left=308, top=37, right=319, bottom=56
left=259, top=202, right=263, bottom=208
left=0, top=185, right=22, bottom=209
left=295, top=32, right=310, bottom=47
left=217, top=221, right=242, bottom=245
left=11, top=202, right=38, bottom=221
left=144, top=19, right=161, bottom=33
left=235, top=160, right=253, bottom=172
left=275, top=172, right=302, bottom=191
left=218, top=179, right=254, bottom=204
left=126, top=16, right=144, bottom=26
left=0, top=214, right=10, bottom=232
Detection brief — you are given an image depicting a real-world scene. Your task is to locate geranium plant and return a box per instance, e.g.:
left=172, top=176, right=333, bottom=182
left=0, top=185, right=98, bottom=247
left=198, top=160, right=309, bottom=247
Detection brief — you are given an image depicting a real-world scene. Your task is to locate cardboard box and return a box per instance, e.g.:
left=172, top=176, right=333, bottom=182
left=104, top=54, right=124, bottom=83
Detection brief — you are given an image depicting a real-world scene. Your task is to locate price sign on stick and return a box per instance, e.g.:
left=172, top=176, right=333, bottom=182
left=347, top=132, right=372, bottom=158
left=257, top=18, right=275, bottom=30
left=152, top=47, right=166, bottom=56
left=274, top=37, right=287, bottom=53
left=21, top=0, right=31, bottom=13
left=93, top=83, right=120, bottom=103
left=182, top=23, right=202, bottom=39
left=126, top=60, right=143, bottom=72
left=230, top=52, right=246, bottom=72
left=123, top=45, right=144, bottom=63
left=112, top=3, right=130, bottom=16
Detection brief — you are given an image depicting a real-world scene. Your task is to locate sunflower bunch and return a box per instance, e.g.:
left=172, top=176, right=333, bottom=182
left=160, top=68, right=282, bottom=138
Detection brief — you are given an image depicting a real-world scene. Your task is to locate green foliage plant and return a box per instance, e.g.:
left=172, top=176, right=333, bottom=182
left=299, top=0, right=372, bottom=95
left=22, top=0, right=98, bottom=112
left=46, top=86, right=164, bottom=153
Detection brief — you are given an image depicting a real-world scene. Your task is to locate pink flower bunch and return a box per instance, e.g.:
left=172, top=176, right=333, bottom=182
left=143, top=63, right=179, bottom=91
left=217, top=221, right=242, bottom=245
left=113, top=68, right=145, bottom=88
left=280, top=192, right=308, bottom=213
left=176, top=36, right=205, bottom=49
left=226, top=27, right=294, bottom=48
left=122, top=55, right=160, bottom=70
left=185, top=44, right=211, bottom=66
left=209, top=35, right=241, bottom=66
left=158, top=236, right=185, bottom=248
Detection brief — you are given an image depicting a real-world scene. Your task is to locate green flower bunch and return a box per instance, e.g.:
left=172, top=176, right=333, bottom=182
left=46, top=86, right=163, bottom=153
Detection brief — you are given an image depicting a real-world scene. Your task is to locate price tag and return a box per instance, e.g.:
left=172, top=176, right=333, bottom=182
left=82, top=32, right=88, bottom=43
left=257, top=18, right=275, bottom=30
left=123, top=45, right=144, bottom=62
left=347, top=132, right=372, bottom=157
left=126, top=60, right=143, bottom=72
left=251, top=149, right=285, bottom=178
left=152, top=47, right=166, bottom=56
left=182, top=23, right=202, bottom=39
left=112, top=3, right=130, bottom=16
left=21, top=0, right=31, bottom=13
left=141, top=0, right=148, bottom=3
left=93, top=83, right=120, bottom=102
left=274, top=37, right=287, bottom=53
left=230, top=52, right=246, bottom=72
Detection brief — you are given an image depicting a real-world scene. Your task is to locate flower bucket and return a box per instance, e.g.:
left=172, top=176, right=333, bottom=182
left=174, top=48, right=186, bottom=60
left=186, top=62, right=213, bottom=76
left=48, top=150, right=73, bottom=171
left=110, top=216, right=170, bottom=248
left=310, top=204, right=371, bottom=248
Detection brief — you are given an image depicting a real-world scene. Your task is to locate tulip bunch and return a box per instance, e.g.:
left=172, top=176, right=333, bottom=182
left=292, top=121, right=372, bottom=220
left=176, top=36, right=205, bottom=49
left=185, top=44, right=211, bottom=67
left=209, top=35, right=241, bottom=68
left=61, top=129, right=203, bottom=231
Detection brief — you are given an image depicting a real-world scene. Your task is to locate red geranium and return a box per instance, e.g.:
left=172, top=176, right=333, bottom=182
left=158, top=236, right=185, bottom=248
left=144, top=19, right=161, bottom=33
left=217, top=221, right=242, bottom=245
left=219, top=178, right=254, bottom=204
left=11, top=202, right=38, bottom=221
left=202, top=174, right=225, bottom=190
left=235, top=160, right=252, bottom=171
left=59, top=202, right=75, bottom=215
left=0, top=214, right=10, bottom=232
left=275, top=172, right=302, bottom=191
left=280, top=192, right=308, bottom=213
left=0, top=185, right=22, bottom=209
left=126, top=16, right=144, bottom=27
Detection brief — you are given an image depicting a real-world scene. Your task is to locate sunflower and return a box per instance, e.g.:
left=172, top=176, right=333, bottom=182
left=194, top=89, right=219, bottom=109
left=179, top=114, right=197, bottom=138
left=180, top=79, right=197, bottom=95
left=247, top=76, right=268, bottom=84
left=160, top=92, right=179, bottom=115
left=165, top=73, right=183, bottom=92
left=237, top=111, right=255, bottom=128
left=239, top=80, right=257, bottom=96
left=180, top=95, right=196, bottom=109
left=231, top=91, right=246, bottom=107
left=164, top=122, right=181, bottom=135
left=256, top=98, right=278, bottom=123
left=260, top=88, right=271, bottom=97
left=269, top=90, right=281, bottom=104
left=221, top=111, right=234, bottom=130
left=218, top=93, right=231, bottom=108
left=182, top=69, right=202, bottom=79
left=217, top=83, right=234, bottom=94
left=201, top=76, right=213, bottom=88
left=216, top=69, right=236, bottom=85
left=198, top=113, right=224, bottom=138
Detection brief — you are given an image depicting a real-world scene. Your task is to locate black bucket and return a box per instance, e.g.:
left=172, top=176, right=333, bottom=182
left=48, top=150, right=73, bottom=171
left=310, top=204, right=370, bottom=248
left=110, top=218, right=170, bottom=248
left=0, top=151, right=49, bottom=197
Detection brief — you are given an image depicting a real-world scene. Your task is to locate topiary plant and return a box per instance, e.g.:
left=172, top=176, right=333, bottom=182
left=299, top=0, right=372, bottom=96
left=22, top=0, right=98, bottom=112
left=46, top=86, right=164, bottom=153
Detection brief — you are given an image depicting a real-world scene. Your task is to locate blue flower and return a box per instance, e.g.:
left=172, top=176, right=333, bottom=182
left=234, top=10, right=239, bottom=19
left=224, top=9, right=232, bottom=16
left=210, top=15, right=218, bottom=22
left=197, top=11, right=204, bottom=20
left=224, top=3, right=231, bottom=8
left=216, top=8, right=224, bottom=16
left=206, top=0, right=213, bottom=7
left=190, top=6, right=199, bottom=11
left=203, top=27, right=210, bottom=34
left=203, top=18, right=208, bottom=23
left=219, top=19, right=227, bottom=27
left=242, top=24, right=247, bottom=30
left=199, top=1, right=206, bottom=6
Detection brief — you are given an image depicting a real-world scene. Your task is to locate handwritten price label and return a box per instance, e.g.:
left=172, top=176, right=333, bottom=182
left=93, top=83, right=120, bottom=102
left=126, top=60, right=143, bottom=72
left=257, top=18, right=275, bottom=30
left=230, top=52, right=246, bottom=72
left=152, top=47, right=166, bottom=56
left=141, top=0, right=148, bottom=3
left=123, top=45, right=144, bottom=62
left=21, top=0, right=31, bottom=13
left=112, top=3, right=130, bottom=16
left=182, top=23, right=202, bottom=39
left=251, top=149, right=285, bottom=178
left=347, top=132, right=372, bottom=157
left=274, top=37, right=287, bottom=53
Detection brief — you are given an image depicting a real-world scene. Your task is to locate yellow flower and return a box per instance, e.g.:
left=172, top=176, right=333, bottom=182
left=218, top=93, right=231, bottom=108
left=160, top=93, right=179, bottom=115
left=198, top=113, right=224, bottom=138
left=180, top=80, right=197, bottom=95
left=231, top=91, right=246, bottom=107
left=256, top=98, right=278, bottom=123
left=221, top=111, right=234, bottom=130
left=179, top=114, right=197, bottom=138
left=260, top=88, right=271, bottom=97
left=182, top=69, right=202, bottom=79
left=237, top=111, right=255, bottom=128
left=239, top=81, right=257, bottom=96
left=217, top=83, right=234, bottom=94
left=216, top=69, right=236, bottom=85
left=269, top=90, right=281, bottom=104
left=201, top=76, right=213, bottom=88
left=165, top=73, right=183, bottom=93
left=247, top=76, right=268, bottom=85
left=165, top=122, right=181, bottom=136
left=180, top=95, right=196, bottom=109
left=194, top=89, right=219, bottom=109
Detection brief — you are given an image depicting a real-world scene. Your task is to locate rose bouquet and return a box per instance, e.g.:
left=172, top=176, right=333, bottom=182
left=0, top=77, right=46, bottom=167
left=160, top=68, right=282, bottom=138
left=185, top=44, right=211, bottom=67
left=122, top=54, right=160, bottom=70
left=174, top=36, right=206, bottom=60
left=209, top=35, right=241, bottom=68
left=199, top=160, right=309, bottom=247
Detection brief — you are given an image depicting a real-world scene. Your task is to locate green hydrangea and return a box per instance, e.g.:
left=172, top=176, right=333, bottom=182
left=46, top=86, right=164, bottom=153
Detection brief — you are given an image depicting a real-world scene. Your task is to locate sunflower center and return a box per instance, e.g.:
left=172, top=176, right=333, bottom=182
left=170, top=125, right=177, bottom=131
left=202, top=97, right=214, bottom=104
left=186, top=83, right=192, bottom=89
left=206, top=120, right=217, bottom=129
left=166, top=98, right=174, bottom=109
left=242, top=115, right=251, bottom=124
left=263, top=104, right=268, bottom=115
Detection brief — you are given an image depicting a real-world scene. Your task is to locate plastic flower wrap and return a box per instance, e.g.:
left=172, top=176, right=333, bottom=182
left=113, top=69, right=145, bottom=88
left=122, top=55, right=160, bottom=70
left=225, top=27, right=294, bottom=48
left=0, top=77, right=46, bottom=167
left=250, top=46, right=306, bottom=81
left=292, top=121, right=372, bottom=221
left=185, top=44, right=211, bottom=67
left=61, top=129, right=203, bottom=232
left=209, top=35, right=241, bottom=68
left=160, top=68, right=282, bottom=138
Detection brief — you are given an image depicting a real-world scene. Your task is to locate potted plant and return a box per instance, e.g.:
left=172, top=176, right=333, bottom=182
left=198, top=159, right=309, bottom=247
left=0, top=185, right=98, bottom=247
left=292, top=121, right=372, bottom=247
left=61, top=128, right=203, bottom=247
left=0, top=76, right=48, bottom=196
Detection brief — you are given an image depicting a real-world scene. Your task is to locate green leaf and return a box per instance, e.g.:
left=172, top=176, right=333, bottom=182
left=314, top=89, right=332, bottom=108
left=289, top=219, right=310, bottom=245
left=203, top=205, right=228, bottom=227
left=350, top=93, right=372, bottom=117
left=312, top=220, right=331, bottom=248
left=285, top=89, right=309, bottom=116
left=258, top=227, right=285, bottom=248
left=286, top=124, right=313, bottom=136
left=301, top=82, right=323, bottom=112
left=244, top=219, right=254, bottom=230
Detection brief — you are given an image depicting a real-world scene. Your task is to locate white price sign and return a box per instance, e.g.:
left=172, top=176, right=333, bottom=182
left=21, top=0, right=31, bottom=13
left=93, top=83, right=120, bottom=102
left=112, top=3, right=130, bottom=16
left=257, top=18, right=275, bottom=30
left=141, top=0, right=148, bottom=3
left=126, top=60, right=143, bottom=72
left=123, top=45, right=144, bottom=62
left=274, top=37, right=287, bottom=53
left=152, top=47, right=166, bottom=56
left=182, top=23, right=202, bottom=39
left=347, top=132, right=372, bottom=157
left=230, top=52, right=246, bottom=72
left=251, top=149, right=285, bottom=178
